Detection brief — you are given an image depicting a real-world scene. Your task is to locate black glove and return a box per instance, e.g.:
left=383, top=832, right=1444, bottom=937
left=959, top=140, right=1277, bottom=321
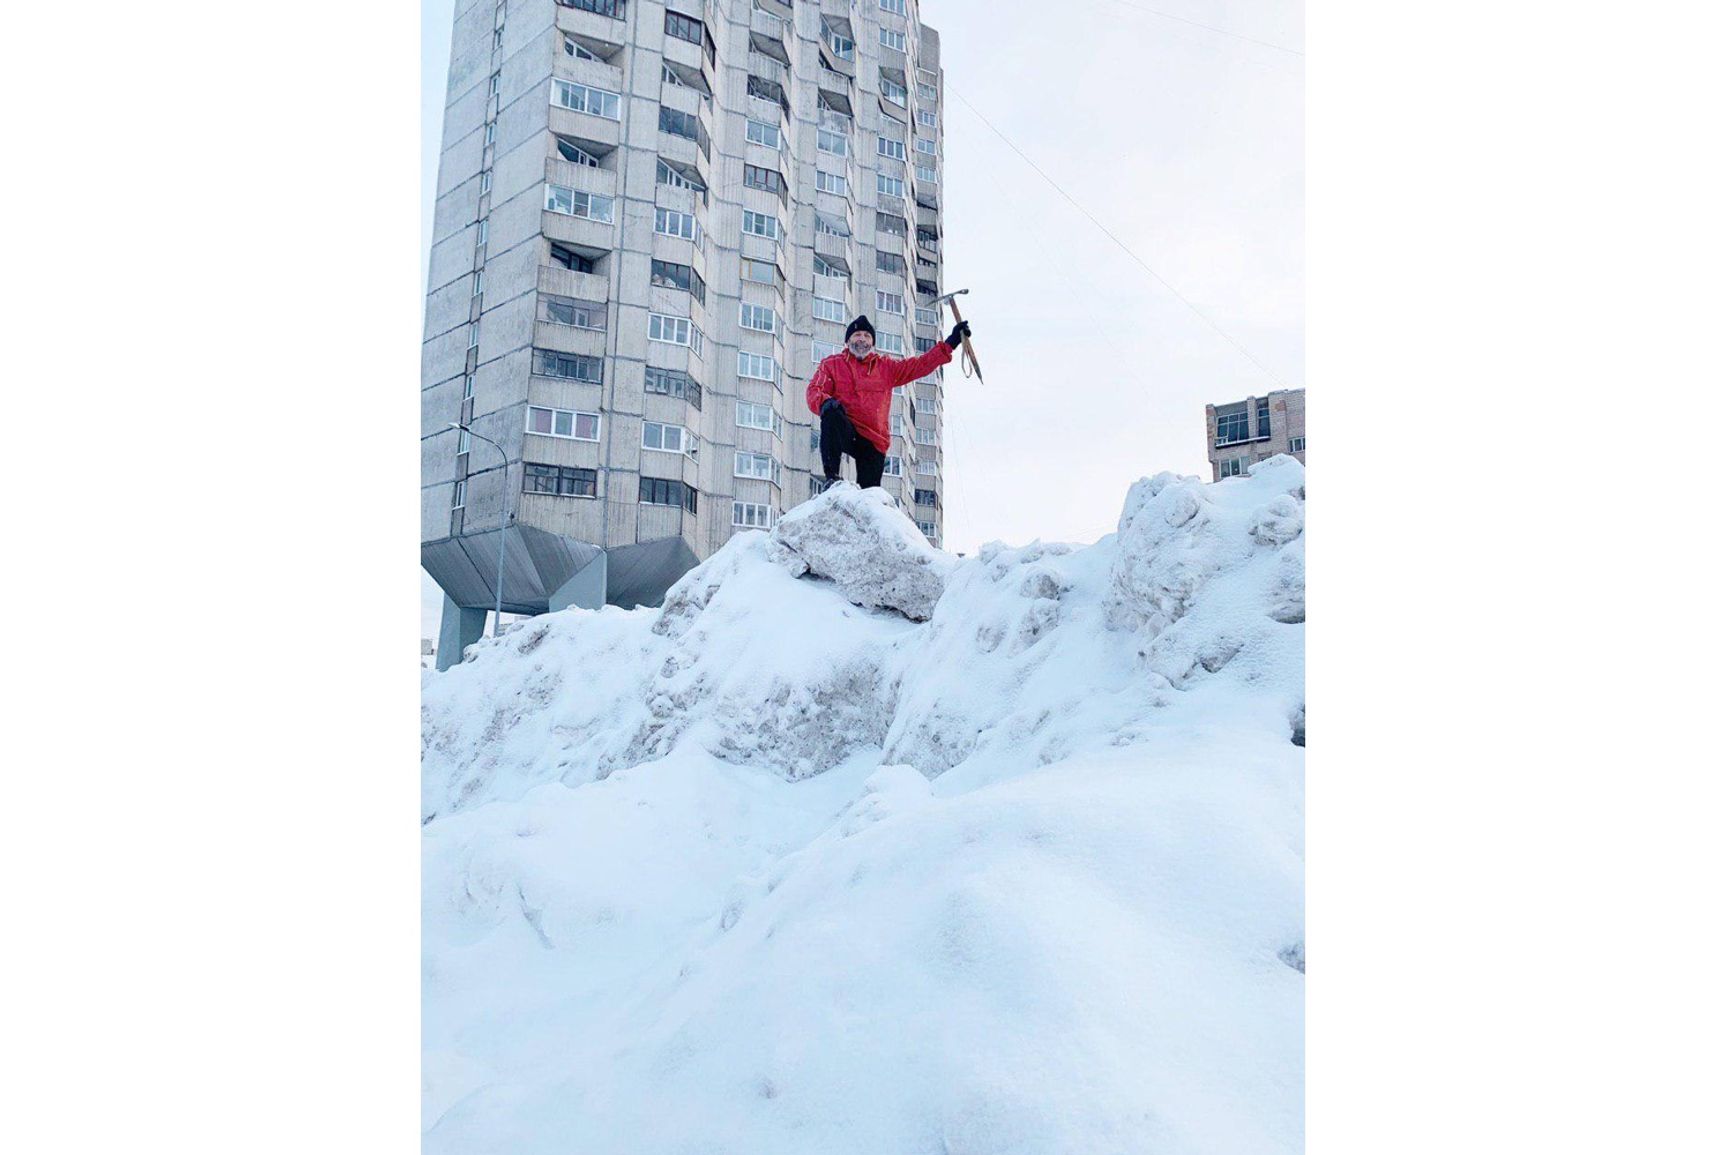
left=945, top=320, right=972, bottom=350
left=820, top=397, right=845, bottom=418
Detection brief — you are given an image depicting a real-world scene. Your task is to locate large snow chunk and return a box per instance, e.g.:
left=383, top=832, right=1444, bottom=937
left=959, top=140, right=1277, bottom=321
left=767, top=483, right=958, bottom=621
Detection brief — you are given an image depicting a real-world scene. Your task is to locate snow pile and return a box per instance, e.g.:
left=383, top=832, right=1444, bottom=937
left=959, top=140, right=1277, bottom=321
left=423, top=459, right=1306, bottom=1154
left=766, top=481, right=958, bottom=621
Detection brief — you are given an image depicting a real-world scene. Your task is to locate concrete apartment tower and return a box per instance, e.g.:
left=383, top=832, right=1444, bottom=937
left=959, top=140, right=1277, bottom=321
left=422, top=0, right=950, bottom=669
left=1205, top=388, right=1306, bottom=481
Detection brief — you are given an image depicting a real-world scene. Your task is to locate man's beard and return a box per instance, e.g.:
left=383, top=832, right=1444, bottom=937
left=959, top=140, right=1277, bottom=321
left=848, top=343, right=871, bottom=359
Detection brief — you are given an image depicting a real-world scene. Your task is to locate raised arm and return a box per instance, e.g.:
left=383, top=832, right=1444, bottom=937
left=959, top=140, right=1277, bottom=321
left=887, top=339, right=954, bottom=389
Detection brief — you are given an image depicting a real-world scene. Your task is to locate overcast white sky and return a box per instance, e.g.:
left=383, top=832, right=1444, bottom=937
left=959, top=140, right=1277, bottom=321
left=421, top=0, right=1303, bottom=639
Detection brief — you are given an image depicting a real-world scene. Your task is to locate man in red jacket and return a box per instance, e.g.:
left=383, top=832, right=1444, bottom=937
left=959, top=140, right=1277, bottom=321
left=806, top=314, right=972, bottom=490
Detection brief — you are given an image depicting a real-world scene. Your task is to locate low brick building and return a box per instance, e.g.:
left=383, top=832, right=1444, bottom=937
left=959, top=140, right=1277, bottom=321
left=1205, top=388, right=1306, bottom=480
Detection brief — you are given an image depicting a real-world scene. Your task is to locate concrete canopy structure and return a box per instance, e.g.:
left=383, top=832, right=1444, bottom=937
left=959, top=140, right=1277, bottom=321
left=423, top=0, right=951, bottom=668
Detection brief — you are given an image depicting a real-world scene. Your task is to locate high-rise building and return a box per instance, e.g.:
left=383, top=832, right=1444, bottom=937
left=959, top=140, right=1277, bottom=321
left=422, top=0, right=949, bottom=668
left=1205, top=388, right=1306, bottom=481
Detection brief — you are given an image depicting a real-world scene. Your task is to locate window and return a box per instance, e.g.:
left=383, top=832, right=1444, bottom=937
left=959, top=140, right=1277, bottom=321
left=880, top=0, right=907, bottom=14
left=809, top=475, right=827, bottom=498
left=891, top=414, right=905, bottom=436
left=744, top=163, right=787, bottom=200
left=879, top=332, right=905, bottom=354
left=488, top=72, right=500, bottom=97
left=815, top=170, right=848, bottom=195
left=654, top=206, right=700, bottom=243
left=912, top=426, right=938, bottom=446
left=733, top=451, right=780, bottom=483
left=549, top=243, right=594, bottom=273
left=916, top=458, right=939, bottom=475
left=880, top=74, right=908, bottom=107
left=883, top=455, right=903, bottom=476
left=915, top=164, right=937, bottom=184
left=1289, top=436, right=1307, bottom=452
left=736, top=400, right=778, bottom=432
left=813, top=296, right=846, bottom=322
left=732, top=501, right=773, bottom=529
left=648, top=312, right=693, bottom=346
left=532, top=349, right=604, bottom=383
left=916, top=396, right=938, bottom=414
left=645, top=367, right=702, bottom=407
left=914, top=307, right=939, bottom=327
left=485, top=121, right=496, bottom=146
left=655, top=158, right=706, bottom=195
left=876, top=250, right=906, bottom=275
left=740, top=302, right=778, bottom=333
left=914, top=137, right=937, bottom=156
left=471, top=271, right=483, bottom=297
left=456, top=426, right=471, bottom=453
left=559, top=0, right=625, bottom=17
left=738, top=351, right=778, bottom=381
left=664, top=10, right=705, bottom=46
left=479, top=169, right=492, bottom=195
left=545, top=183, right=615, bottom=223
left=541, top=294, right=606, bottom=330
left=875, top=290, right=905, bottom=315
left=557, top=137, right=601, bottom=167
left=1257, top=401, right=1272, bottom=438
left=643, top=420, right=696, bottom=455
left=817, top=128, right=848, bottom=156
left=639, top=476, right=698, bottom=513
left=812, top=340, right=842, bottom=361
left=452, top=479, right=466, bottom=508
left=877, top=136, right=906, bottom=161
left=914, top=488, right=938, bottom=507
left=651, top=259, right=706, bottom=304
left=524, top=463, right=598, bottom=497
left=917, top=519, right=937, bottom=538
left=877, top=173, right=904, bottom=199
left=917, top=81, right=938, bottom=102
left=1215, top=408, right=1251, bottom=445
left=526, top=405, right=601, bottom=441
left=914, top=336, right=935, bottom=354
left=1219, top=457, right=1246, bottom=478
left=741, top=257, right=780, bottom=286
left=658, top=106, right=711, bottom=157
left=746, top=75, right=788, bottom=114
left=461, top=373, right=475, bottom=399
left=918, top=109, right=937, bottom=129
left=564, top=35, right=600, bottom=61
left=828, top=28, right=854, bottom=59
left=467, top=325, right=480, bottom=350
left=475, top=220, right=488, bottom=248
left=746, top=119, right=782, bottom=150
left=880, top=27, right=906, bottom=52
left=814, top=255, right=848, bottom=280
left=551, top=78, right=621, bottom=119
left=741, top=209, right=780, bottom=240
left=494, top=27, right=503, bottom=50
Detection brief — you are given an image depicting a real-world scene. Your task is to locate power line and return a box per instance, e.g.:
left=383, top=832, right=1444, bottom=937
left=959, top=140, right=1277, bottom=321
left=1097, top=0, right=1304, bottom=58
left=945, top=81, right=1288, bottom=390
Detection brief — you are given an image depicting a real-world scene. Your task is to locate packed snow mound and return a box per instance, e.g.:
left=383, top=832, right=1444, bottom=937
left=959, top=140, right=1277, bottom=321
left=423, top=458, right=1305, bottom=1154
left=767, top=482, right=958, bottom=621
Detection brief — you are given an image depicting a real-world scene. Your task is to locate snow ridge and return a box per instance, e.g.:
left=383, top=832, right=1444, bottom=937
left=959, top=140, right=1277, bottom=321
left=422, top=458, right=1306, bottom=1154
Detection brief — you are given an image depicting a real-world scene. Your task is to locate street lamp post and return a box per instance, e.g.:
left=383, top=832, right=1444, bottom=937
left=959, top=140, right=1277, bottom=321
left=450, top=421, right=511, bottom=637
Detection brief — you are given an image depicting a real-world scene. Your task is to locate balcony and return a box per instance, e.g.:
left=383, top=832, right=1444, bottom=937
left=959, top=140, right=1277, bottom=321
left=538, top=264, right=610, bottom=302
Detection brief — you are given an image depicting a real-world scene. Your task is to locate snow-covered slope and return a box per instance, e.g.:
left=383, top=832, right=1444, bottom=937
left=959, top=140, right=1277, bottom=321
left=422, top=460, right=1306, bottom=1154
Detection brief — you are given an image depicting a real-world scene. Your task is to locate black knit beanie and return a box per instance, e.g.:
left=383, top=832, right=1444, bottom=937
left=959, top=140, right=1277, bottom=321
left=844, top=315, right=876, bottom=341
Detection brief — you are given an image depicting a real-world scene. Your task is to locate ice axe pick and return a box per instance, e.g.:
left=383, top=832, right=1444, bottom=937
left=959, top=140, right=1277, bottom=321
left=932, top=288, right=983, bottom=382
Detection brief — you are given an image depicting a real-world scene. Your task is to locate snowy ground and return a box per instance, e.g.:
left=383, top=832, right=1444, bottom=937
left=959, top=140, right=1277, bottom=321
left=422, top=459, right=1305, bottom=1154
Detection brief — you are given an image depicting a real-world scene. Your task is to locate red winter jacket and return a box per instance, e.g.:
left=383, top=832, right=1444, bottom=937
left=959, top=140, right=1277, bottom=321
left=805, top=341, right=954, bottom=453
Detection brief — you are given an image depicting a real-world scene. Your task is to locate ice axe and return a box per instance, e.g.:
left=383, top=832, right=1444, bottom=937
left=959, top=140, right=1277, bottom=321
left=933, top=288, right=983, bottom=382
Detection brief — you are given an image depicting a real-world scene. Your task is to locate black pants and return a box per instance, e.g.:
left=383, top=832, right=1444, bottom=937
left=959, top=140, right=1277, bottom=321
left=819, top=402, right=886, bottom=488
